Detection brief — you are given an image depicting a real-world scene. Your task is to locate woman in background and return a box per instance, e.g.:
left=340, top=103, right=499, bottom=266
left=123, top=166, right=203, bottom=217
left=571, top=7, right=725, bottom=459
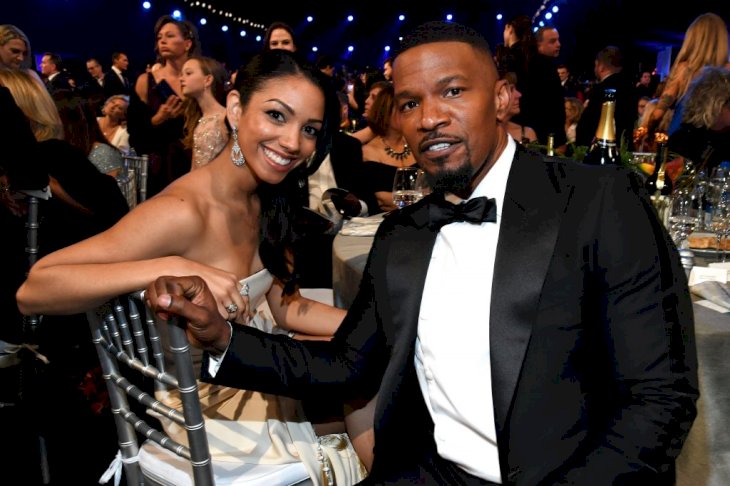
left=0, top=24, right=32, bottom=69
left=97, top=94, right=130, bottom=154
left=56, top=93, right=124, bottom=177
left=564, top=96, right=583, bottom=145
left=180, top=56, right=229, bottom=170
left=500, top=71, right=537, bottom=145
left=669, top=66, right=730, bottom=171
left=263, top=21, right=297, bottom=52
left=128, top=15, right=200, bottom=195
left=643, top=12, right=728, bottom=137
left=361, top=84, right=417, bottom=212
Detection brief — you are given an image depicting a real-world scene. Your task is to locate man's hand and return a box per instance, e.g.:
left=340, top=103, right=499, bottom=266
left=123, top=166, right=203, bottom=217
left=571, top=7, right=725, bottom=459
left=146, top=275, right=232, bottom=354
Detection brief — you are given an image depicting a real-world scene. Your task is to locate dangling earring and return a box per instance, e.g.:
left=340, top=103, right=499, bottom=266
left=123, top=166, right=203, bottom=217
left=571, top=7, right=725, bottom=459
left=231, top=126, right=246, bottom=167
left=305, top=150, right=317, bottom=168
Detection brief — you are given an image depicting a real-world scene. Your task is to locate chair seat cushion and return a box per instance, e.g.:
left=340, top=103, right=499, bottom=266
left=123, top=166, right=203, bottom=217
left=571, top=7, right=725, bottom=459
left=139, top=440, right=311, bottom=486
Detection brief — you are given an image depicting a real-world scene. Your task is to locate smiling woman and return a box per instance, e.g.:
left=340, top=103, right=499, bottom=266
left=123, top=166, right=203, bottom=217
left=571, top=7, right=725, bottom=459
left=17, top=49, right=368, bottom=484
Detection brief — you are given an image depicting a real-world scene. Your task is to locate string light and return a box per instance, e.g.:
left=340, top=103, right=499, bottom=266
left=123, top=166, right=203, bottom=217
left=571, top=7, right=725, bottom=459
left=181, top=0, right=266, bottom=31
left=532, top=0, right=562, bottom=23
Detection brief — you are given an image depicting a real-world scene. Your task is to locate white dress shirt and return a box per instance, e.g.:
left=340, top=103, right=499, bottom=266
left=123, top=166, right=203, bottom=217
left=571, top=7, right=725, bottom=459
left=415, top=136, right=516, bottom=483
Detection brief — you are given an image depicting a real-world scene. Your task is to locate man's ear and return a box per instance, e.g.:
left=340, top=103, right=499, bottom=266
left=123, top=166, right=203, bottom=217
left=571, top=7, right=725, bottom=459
left=495, top=79, right=511, bottom=123
left=226, top=90, right=241, bottom=129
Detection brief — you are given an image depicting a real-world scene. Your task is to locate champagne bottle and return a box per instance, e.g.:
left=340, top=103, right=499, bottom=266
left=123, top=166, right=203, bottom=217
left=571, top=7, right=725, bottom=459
left=645, top=140, right=672, bottom=227
left=583, top=89, right=619, bottom=165
left=546, top=133, right=555, bottom=156
left=644, top=141, right=672, bottom=197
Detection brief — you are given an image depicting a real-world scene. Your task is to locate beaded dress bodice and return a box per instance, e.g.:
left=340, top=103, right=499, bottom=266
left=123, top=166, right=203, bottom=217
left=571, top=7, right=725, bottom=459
left=192, top=114, right=227, bottom=167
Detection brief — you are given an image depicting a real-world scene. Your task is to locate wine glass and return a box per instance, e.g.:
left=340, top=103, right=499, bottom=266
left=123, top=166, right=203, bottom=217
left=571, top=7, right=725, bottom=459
left=392, top=167, right=425, bottom=208
left=668, top=189, right=699, bottom=249
left=709, top=198, right=730, bottom=262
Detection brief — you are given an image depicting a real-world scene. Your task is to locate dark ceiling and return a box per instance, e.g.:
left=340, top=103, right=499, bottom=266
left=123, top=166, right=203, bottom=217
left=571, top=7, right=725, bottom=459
left=6, top=0, right=729, bottom=81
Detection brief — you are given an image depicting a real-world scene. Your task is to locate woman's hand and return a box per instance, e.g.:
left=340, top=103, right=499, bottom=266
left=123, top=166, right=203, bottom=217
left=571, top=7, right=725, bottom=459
left=151, top=95, right=184, bottom=126
left=177, top=258, right=252, bottom=324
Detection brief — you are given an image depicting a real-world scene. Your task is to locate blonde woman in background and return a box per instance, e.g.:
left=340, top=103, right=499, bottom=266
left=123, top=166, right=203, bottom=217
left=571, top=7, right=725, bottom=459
left=643, top=12, right=728, bottom=137
left=0, top=24, right=32, bottom=69
left=180, top=56, right=229, bottom=169
left=97, top=95, right=130, bottom=154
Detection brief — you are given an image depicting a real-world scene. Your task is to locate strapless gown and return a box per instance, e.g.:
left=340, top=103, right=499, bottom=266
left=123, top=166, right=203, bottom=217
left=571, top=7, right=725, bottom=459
left=156, top=269, right=366, bottom=485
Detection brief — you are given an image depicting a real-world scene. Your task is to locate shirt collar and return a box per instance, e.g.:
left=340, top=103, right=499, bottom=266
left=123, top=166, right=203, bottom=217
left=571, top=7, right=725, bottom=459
left=469, top=136, right=515, bottom=218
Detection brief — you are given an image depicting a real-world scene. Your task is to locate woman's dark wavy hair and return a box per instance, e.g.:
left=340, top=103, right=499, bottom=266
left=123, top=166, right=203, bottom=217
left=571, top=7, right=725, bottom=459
left=232, top=49, right=340, bottom=294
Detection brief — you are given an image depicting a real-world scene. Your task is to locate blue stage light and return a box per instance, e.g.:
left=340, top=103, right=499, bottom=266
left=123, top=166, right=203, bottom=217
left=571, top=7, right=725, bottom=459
left=347, top=15, right=354, bottom=22
left=142, top=1, right=151, bottom=10
left=496, top=13, right=503, bottom=20
left=398, top=15, right=405, bottom=21
left=307, top=16, right=313, bottom=23
left=240, top=30, right=246, bottom=37
left=347, top=45, right=354, bottom=52
left=446, top=14, right=453, bottom=21
left=172, top=10, right=182, bottom=20
left=199, top=18, right=206, bottom=25
left=221, top=25, right=228, bottom=32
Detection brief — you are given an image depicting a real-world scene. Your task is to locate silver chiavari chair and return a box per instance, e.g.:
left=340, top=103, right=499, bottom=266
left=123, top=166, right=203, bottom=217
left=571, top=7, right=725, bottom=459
left=87, top=291, right=214, bottom=486
left=117, top=154, right=149, bottom=209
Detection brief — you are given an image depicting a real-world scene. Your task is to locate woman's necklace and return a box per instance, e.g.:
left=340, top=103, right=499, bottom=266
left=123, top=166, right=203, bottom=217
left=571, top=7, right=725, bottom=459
left=100, top=118, right=118, bottom=139
left=381, top=137, right=412, bottom=161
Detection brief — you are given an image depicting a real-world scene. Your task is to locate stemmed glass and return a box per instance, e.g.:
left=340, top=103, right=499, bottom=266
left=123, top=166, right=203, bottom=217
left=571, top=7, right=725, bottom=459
left=668, top=188, right=700, bottom=249
left=709, top=200, right=730, bottom=262
left=392, top=167, right=427, bottom=208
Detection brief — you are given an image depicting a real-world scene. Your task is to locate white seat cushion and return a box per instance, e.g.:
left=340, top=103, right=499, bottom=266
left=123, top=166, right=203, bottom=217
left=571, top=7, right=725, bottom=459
left=139, top=440, right=311, bottom=486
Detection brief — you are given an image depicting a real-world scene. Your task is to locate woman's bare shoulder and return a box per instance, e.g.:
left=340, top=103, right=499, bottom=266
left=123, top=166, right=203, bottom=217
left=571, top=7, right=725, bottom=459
left=135, top=73, right=149, bottom=103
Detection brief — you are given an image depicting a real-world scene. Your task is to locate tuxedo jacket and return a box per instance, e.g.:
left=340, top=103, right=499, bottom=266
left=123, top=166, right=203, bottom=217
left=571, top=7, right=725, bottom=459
left=576, top=71, right=637, bottom=148
left=103, top=70, right=130, bottom=97
left=209, top=146, right=698, bottom=485
left=45, top=72, right=74, bottom=94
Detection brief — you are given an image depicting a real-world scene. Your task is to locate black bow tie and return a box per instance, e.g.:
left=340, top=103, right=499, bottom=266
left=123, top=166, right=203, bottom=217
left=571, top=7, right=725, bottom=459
left=428, top=196, right=497, bottom=230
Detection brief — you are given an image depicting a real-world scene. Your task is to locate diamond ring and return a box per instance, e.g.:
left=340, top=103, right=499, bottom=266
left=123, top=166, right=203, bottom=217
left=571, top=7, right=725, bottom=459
left=240, top=283, right=249, bottom=297
left=225, top=303, right=239, bottom=314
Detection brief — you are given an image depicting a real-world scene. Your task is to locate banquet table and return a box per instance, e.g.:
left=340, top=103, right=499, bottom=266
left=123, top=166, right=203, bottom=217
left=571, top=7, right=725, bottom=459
left=332, top=231, right=730, bottom=485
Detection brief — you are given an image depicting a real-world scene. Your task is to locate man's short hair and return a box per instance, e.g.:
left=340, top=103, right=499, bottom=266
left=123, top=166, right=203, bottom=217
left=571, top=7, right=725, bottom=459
left=596, top=46, right=623, bottom=70
left=395, top=21, right=492, bottom=61
left=112, top=52, right=126, bottom=62
left=43, top=52, right=62, bottom=68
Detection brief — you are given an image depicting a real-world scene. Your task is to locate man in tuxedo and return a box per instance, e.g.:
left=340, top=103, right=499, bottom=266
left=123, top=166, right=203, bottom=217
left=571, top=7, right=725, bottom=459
left=40, top=52, right=74, bottom=93
left=103, top=51, right=130, bottom=97
left=146, top=21, right=698, bottom=485
left=576, top=46, right=637, bottom=148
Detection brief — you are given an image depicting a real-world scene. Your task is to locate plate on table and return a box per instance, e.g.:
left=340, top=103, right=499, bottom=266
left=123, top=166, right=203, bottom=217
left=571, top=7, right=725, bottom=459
left=687, top=232, right=729, bottom=259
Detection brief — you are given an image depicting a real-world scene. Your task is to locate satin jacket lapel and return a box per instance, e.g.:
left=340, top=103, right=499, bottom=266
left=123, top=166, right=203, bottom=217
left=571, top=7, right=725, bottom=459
left=383, top=203, right=439, bottom=371
left=490, top=147, right=573, bottom=434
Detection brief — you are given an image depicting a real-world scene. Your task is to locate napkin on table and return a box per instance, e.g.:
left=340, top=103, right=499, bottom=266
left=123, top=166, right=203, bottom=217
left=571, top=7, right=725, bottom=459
left=690, top=280, right=730, bottom=312
left=340, top=215, right=384, bottom=236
